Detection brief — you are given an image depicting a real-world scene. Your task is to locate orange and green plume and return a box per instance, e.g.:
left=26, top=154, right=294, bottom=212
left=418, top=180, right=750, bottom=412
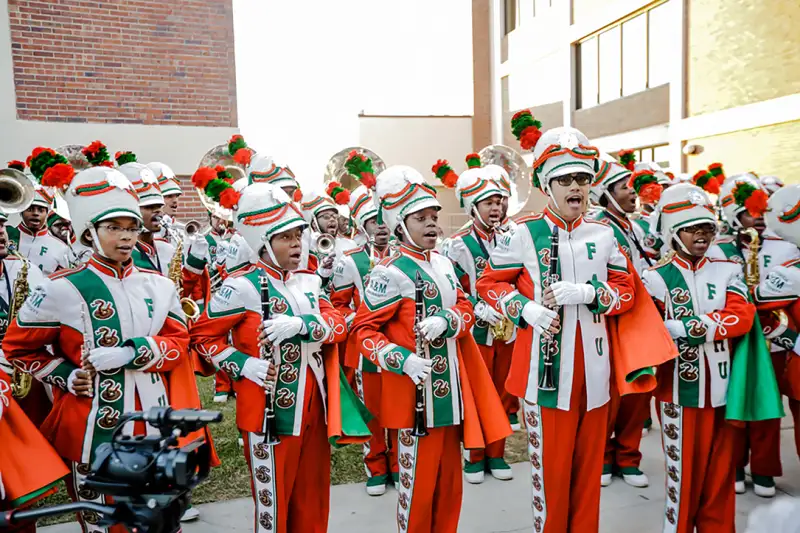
left=510, top=109, right=542, bottom=151
left=432, top=159, right=458, bottom=188
left=344, top=150, right=376, bottom=189
left=618, top=149, right=636, bottom=171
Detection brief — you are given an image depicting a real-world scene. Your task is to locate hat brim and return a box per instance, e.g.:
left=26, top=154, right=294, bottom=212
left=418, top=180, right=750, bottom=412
left=264, top=218, right=308, bottom=240
left=402, top=196, right=442, bottom=219
left=95, top=208, right=143, bottom=224
left=545, top=162, right=595, bottom=182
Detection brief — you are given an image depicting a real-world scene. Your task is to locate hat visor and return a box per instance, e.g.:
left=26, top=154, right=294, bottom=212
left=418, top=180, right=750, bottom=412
left=95, top=208, right=144, bottom=224
left=402, top=196, right=442, bottom=219
left=264, top=218, right=308, bottom=240
left=138, top=197, right=165, bottom=208
left=545, top=161, right=595, bottom=182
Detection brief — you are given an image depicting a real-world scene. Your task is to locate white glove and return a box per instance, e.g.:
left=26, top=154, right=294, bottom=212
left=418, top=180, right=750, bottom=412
left=263, top=316, right=306, bottom=344
left=474, top=301, right=504, bottom=326
left=317, top=254, right=336, bottom=279
left=416, top=316, right=448, bottom=342
left=664, top=320, right=686, bottom=339
left=88, top=346, right=135, bottom=372
left=214, top=241, right=229, bottom=265
left=521, top=301, right=558, bottom=336
left=187, top=236, right=209, bottom=265
left=241, top=357, right=270, bottom=388
left=402, top=353, right=433, bottom=385
left=549, top=281, right=596, bottom=306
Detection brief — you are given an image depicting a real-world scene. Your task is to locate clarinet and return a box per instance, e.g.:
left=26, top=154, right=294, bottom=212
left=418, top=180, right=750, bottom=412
left=412, top=271, right=429, bottom=437
left=259, top=276, right=280, bottom=446
left=538, top=228, right=560, bottom=391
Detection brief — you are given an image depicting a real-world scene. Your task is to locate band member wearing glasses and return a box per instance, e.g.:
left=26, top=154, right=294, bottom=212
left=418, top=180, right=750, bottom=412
left=348, top=166, right=511, bottom=533
left=477, top=120, right=672, bottom=533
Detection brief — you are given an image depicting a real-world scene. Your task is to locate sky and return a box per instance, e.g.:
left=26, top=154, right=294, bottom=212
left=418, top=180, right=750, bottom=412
left=232, top=0, right=474, bottom=188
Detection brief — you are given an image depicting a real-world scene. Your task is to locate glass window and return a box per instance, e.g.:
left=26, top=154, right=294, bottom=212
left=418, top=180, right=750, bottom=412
left=622, top=14, right=647, bottom=96
left=640, top=148, right=654, bottom=163
left=505, top=0, right=518, bottom=34
left=578, top=37, right=598, bottom=109
left=653, top=145, right=670, bottom=166
left=648, top=2, right=671, bottom=87
left=598, top=26, right=621, bottom=104
left=501, top=76, right=510, bottom=113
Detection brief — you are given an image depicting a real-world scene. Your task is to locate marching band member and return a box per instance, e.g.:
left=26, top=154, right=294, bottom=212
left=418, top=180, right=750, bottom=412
left=4, top=164, right=204, bottom=533
left=190, top=183, right=369, bottom=533
left=331, top=184, right=396, bottom=496
left=708, top=174, right=799, bottom=497
left=438, top=154, right=516, bottom=484
left=300, top=186, right=356, bottom=278
left=643, top=183, right=755, bottom=533
left=147, top=161, right=184, bottom=227
left=762, top=184, right=800, bottom=463
left=477, top=114, right=673, bottom=533
left=591, top=159, right=653, bottom=488
left=625, top=153, right=675, bottom=262
left=117, top=151, right=175, bottom=276
left=6, top=158, right=69, bottom=275
left=348, top=165, right=511, bottom=533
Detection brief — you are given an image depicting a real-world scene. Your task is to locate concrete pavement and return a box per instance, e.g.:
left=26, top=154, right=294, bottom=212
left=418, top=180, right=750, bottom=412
left=42, top=420, right=799, bottom=533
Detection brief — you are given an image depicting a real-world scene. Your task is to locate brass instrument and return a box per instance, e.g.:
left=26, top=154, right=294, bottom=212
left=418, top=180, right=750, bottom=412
left=160, top=216, right=201, bottom=320
left=316, top=233, right=336, bottom=256
left=323, top=147, right=386, bottom=192
left=184, top=220, right=202, bottom=237
left=80, top=303, right=96, bottom=396
left=197, top=144, right=252, bottom=222
left=0, top=168, right=35, bottom=215
left=7, top=246, right=31, bottom=398
left=743, top=227, right=760, bottom=288
left=477, top=144, right=537, bottom=216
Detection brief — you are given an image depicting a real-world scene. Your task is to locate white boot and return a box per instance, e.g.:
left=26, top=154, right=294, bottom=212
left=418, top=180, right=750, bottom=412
left=601, top=473, right=613, bottom=487
left=735, top=480, right=746, bottom=494
left=622, top=471, right=649, bottom=488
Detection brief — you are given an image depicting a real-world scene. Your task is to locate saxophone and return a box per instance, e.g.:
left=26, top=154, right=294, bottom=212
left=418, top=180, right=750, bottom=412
left=160, top=216, right=201, bottom=320
left=489, top=222, right=514, bottom=342
left=6, top=247, right=32, bottom=398
left=744, top=228, right=789, bottom=347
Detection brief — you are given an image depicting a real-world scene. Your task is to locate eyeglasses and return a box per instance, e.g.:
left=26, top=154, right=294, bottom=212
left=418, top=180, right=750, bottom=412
left=97, top=224, right=144, bottom=236
left=316, top=211, right=338, bottom=222
left=551, top=173, right=592, bottom=187
left=679, top=223, right=718, bottom=236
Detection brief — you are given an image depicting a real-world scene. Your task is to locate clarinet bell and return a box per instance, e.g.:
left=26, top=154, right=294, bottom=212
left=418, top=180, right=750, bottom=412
left=411, top=416, right=429, bottom=438
left=538, top=366, right=556, bottom=391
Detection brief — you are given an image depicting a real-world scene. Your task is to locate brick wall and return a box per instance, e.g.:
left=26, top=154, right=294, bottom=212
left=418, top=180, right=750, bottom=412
left=8, top=0, right=237, bottom=126
left=687, top=121, right=800, bottom=184
left=687, top=0, right=800, bottom=117
left=174, top=176, right=208, bottom=223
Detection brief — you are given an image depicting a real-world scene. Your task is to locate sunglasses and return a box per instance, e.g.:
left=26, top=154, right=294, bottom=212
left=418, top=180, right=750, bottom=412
left=550, top=173, right=592, bottom=187
left=679, top=223, right=718, bottom=236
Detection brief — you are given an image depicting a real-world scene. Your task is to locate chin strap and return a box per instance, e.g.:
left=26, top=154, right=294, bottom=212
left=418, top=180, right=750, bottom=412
left=470, top=205, right=492, bottom=232
left=603, top=190, right=628, bottom=216
left=88, top=225, right=112, bottom=259
left=260, top=236, right=280, bottom=266
left=398, top=219, right=422, bottom=249
left=671, top=234, right=693, bottom=256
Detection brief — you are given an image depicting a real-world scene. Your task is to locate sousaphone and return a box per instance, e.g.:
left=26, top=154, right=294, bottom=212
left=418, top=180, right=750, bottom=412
left=478, top=144, right=534, bottom=217
left=323, top=147, right=386, bottom=192
left=196, top=143, right=255, bottom=222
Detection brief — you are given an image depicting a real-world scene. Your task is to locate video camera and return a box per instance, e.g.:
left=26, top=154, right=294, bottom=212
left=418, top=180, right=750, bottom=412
left=0, top=407, right=221, bottom=533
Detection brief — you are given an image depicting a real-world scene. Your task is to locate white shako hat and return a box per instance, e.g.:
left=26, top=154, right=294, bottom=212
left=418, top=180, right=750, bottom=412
left=453, top=153, right=510, bottom=217
left=760, top=175, right=784, bottom=196
left=299, top=189, right=338, bottom=228
left=147, top=162, right=182, bottom=197
left=651, top=183, right=716, bottom=251
left=116, top=152, right=164, bottom=207
left=719, top=173, right=769, bottom=228
left=590, top=160, right=631, bottom=205
left=530, top=127, right=599, bottom=196
left=375, top=165, right=441, bottom=233
left=248, top=153, right=299, bottom=192
left=234, top=183, right=307, bottom=265
left=766, top=184, right=800, bottom=246
left=65, top=166, right=142, bottom=249
left=349, top=185, right=379, bottom=230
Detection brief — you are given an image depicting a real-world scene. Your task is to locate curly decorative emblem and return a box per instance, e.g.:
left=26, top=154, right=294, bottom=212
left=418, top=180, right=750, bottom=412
left=399, top=430, right=414, bottom=447
left=680, top=346, right=699, bottom=362
left=475, top=256, right=488, bottom=274
left=399, top=453, right=414, bottom=469
left=99, top=379, right=123, bottom=403
left=644, top=234, right=656, bottom=248
left=220, top=360, right=240, bottom=377
left=310, top=321, right=326, bottom=341
left=46, top=375, right=67, bottom=390
left=678, top=362, right=699, bottom=382
left=259, top=511, right=273, bottom=531
left=685, top=318, right=707, bottom=338
left=255, top=466, right=272, bottom=484
left=258, top=488, right=273, bottom=507
left=667, top=487, right=678, bottom=504
left=82, top=511, right=101, bottom=525
left=671, top=287, right=690, bottom=305
left=664, top=423, right=679, bottom=440
left=532, top=473, right=542, bottom=491
left=279, top=364, right=299, bottom=384
left=275, top=388, right=296, bottom=409
left=132, top=346, right=155, bottom=367
left=426, top=304, right=441, bottom=317
left=398, top=493, right=409, bottom=510
left=674, top=306, right=693, bottom=319
left=95, top=326, right=120, bottom=347
left=663, top=403, right=679, bottom=419
left=423, top=281, right=438, bottom=300
left=430, top=337, right=446, bottom=349
left=398, top=513, right=407, bottom=531
left=269, top=296, right=288, bottom=314
left=432, top=379, right=450, bottom=398
left=507, top=299, right=523, bottom=319
left=666, top=444, right=680, bottom=462
left=400, top=472, right=412, bottom=489
left=281, top=343, right=301, bottom=364
left=534, top=516, right=544, bottom=532
left=96, top=405, right=120, bottom=430
left=78, top=487, right=99, bottom=500
left=431, top=354, right=448, bottom=374
left=530, top=452, right=541, bottom=469
left=538, top=248, right=551, bottom=267
left=384, top=351, right=403, bottom=370
left=668, top=466, right=680, bottom=483
left=596, top=287, right=613, bottom=308
left=666, top=507, right=676, bottom=525
left=253, top=443, right=271, bottom=461
left=526, top=410, right=539, bottom=428
left=76, top=462, right=92, bottom=476
left=528, top=432, right=540, bottom=449
left=533, top=496, right=544, bottom=512
left=90, top=299, right=115, bottom=320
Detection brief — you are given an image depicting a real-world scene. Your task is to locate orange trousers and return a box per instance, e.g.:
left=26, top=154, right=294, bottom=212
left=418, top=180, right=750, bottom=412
left=242, top=377, right=330, bottom=533
left=604, top=389, right=650, bottom=470
left=658, top=402, right=736, bottom=533
left=791, top=399, right=800, bottom=460
left=214, top=368, right=234, bottom=395
left=732, top=351, right=786, bottom=478
left=525, top=336, right=608, bottom=533
left=469, top=341, right=517, bottom=463
left=396, top=426, right=463, bottom=533
left=354, top=370, right=398, bottom=478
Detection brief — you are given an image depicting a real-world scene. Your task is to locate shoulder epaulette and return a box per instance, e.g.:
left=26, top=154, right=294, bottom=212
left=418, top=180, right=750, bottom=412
left=344, top=245, right=366, bottom=257
left=135, top=267, right=163, bottom=276
left=517, top=213, right=544, bottom=223
left=49, top=264, right=87, bottom=280
left=230, top=264, right=257, bottom=278
left=714, top=236, right=735, bottom=244
left=707, top=257, right=739, bottom=265
left=451, top=227, right=470, bottom=239
left=293, top=269, right=316, bottom=276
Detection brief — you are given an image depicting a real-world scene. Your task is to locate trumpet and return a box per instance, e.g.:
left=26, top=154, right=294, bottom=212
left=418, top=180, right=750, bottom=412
left=316, top=232, right=336, bottom=256
left=184, top=220, right=202, bottom=237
